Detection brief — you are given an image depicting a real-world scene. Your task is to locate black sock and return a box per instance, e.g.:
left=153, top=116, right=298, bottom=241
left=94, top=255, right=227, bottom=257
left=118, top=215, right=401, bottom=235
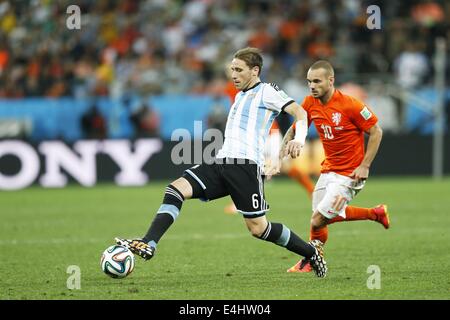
left=142, top=185, right=184, bottom=247
left=142, top=213, right=174, bottom=247
left=285, top=231, right=315, bottom=259
left=259, top=222, right=314, bottom=258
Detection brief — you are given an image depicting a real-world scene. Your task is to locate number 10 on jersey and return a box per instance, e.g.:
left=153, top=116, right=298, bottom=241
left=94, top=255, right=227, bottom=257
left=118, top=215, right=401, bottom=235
left=321, top=124, right=334, bottom=139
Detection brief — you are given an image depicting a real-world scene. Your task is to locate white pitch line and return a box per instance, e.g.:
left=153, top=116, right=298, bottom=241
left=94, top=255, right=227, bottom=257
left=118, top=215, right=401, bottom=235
left=0, top=233, right=250, bottom=245
left=0, top=228, right=402, bottom=246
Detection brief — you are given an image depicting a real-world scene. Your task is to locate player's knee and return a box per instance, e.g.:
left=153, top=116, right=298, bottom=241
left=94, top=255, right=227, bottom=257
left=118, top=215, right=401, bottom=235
left=247, top=224, right=264, bottom=238
left=170, top=177, right=193, bottom=199
left=245, top=219, right=267, bottom=238
left=310, top=212, right=326, bottom=230
left=250, top=230, right=261, bottom=238
left=310, top=218, right=320, bottom=230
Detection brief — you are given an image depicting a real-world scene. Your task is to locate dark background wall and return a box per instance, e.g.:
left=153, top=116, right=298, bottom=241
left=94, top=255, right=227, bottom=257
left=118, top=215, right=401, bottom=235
left=1, top=135, right=448, bottom=190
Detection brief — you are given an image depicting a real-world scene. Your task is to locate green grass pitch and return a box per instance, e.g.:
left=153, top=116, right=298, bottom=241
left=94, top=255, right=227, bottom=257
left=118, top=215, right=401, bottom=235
left=1, top=177, right=449, bottom=300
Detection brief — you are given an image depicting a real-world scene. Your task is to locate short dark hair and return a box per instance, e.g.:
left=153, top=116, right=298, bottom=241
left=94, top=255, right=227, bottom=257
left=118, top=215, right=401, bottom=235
left=234, top=47, right=263, bottom=75
left=309, top=60, right=334, bottom=77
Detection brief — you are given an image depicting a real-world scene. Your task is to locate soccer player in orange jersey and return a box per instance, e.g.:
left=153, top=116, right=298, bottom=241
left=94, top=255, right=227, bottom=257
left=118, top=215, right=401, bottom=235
left=268, top=60, right=390, bottom=273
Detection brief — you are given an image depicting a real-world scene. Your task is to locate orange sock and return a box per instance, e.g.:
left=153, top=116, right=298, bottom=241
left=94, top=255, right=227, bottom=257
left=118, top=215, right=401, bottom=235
left=328, top=206, right=376, bottom=225
left=288, top=167, right=314, bottom=196
left=310, top=226, right=328, bottom=244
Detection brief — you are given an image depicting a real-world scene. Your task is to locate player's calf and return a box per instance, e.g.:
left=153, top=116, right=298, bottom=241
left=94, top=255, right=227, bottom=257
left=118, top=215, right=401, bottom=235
left=141, top=183, right=186, bottom=247
left=116, top=183, right=189, bottom=262
left=253, top=220, right=318, bottom=265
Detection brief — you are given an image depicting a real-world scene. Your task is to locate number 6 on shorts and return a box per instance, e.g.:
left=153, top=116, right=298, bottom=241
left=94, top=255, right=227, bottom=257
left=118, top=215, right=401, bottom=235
left=252, top=193, right=259, bottom=209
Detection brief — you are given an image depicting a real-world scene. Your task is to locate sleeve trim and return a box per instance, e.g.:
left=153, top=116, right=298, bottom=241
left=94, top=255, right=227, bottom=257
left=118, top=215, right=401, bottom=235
left=281, top=100, right=295, bottom=112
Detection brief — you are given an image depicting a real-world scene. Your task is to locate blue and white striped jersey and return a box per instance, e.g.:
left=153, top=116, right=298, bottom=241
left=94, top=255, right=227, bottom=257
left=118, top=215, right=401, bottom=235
left=216, top=82, right=294, bottom=167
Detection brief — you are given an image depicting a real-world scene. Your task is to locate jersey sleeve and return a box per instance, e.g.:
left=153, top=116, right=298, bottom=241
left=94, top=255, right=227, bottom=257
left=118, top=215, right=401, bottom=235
left=262, top=83, right=295, bottom=113
left=292, top=97, right=312, bottom=133
left=348, top=97, right=378, bottom=132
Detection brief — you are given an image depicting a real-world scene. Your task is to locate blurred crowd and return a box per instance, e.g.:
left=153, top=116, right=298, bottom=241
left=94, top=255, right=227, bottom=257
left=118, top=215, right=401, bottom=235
left=0, top=0, right=448, bottom=100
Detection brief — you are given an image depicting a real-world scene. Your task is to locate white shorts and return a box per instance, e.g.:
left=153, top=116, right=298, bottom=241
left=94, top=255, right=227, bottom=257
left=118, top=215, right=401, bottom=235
left=312, top=172, right=365, bottom=219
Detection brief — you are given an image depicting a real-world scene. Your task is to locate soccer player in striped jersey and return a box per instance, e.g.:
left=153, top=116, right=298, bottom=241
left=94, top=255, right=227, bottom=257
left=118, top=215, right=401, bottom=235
left=273, top=60, right=390, bottom=273
left=115, top=47, right=327, bottom=277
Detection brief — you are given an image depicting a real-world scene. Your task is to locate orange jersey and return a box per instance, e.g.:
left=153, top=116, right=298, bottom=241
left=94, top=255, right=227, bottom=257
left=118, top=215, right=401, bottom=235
left=297, top=89, right=378, bottom=176
left=224, top=81, right=240, bottom=104
left=269, top=119, right=280, bottom=135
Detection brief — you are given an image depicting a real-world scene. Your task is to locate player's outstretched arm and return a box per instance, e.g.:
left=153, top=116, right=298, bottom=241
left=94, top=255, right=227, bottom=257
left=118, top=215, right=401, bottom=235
left=350, top=123, right=383, bottom=181
left=282, top=102, right=308, bottom=158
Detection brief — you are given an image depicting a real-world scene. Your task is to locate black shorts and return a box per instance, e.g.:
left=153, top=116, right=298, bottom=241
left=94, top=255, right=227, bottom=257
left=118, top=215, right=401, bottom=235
left=182, top=158, right=269, bottom=218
